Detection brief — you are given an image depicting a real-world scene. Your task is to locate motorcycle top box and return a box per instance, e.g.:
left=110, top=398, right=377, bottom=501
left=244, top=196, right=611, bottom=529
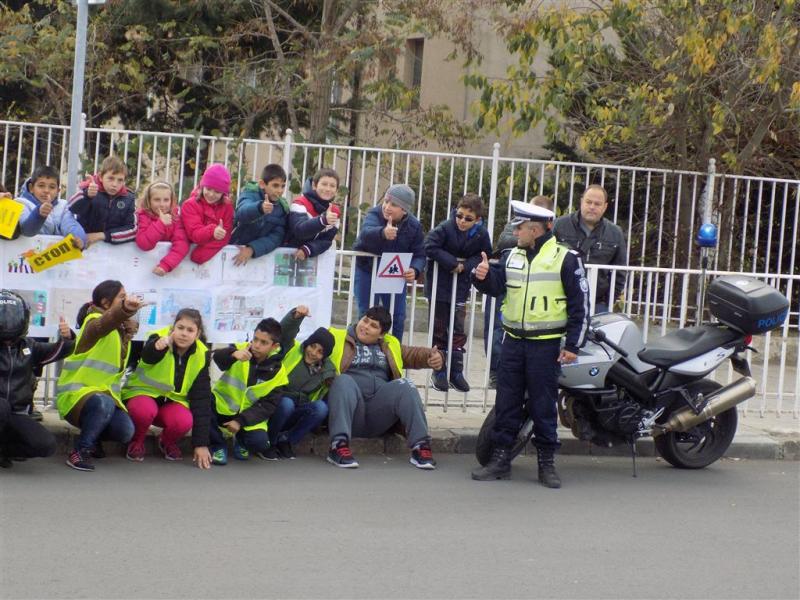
left=707, top=276, right=789, bottom=335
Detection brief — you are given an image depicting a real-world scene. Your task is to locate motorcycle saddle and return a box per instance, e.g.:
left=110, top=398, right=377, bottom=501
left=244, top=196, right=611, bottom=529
left=637, top=325, right=741, bottom=368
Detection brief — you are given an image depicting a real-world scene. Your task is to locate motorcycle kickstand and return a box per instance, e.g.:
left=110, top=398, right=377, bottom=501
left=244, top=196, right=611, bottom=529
left=627, top=438, right=637, bottom=478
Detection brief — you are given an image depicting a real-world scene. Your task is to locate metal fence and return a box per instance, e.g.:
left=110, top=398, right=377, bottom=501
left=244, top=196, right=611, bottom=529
left=2, top=119, right=798, bottom=416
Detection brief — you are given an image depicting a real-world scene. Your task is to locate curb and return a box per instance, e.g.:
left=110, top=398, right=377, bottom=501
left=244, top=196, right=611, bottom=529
left=36, top=412, right=799, bottom=461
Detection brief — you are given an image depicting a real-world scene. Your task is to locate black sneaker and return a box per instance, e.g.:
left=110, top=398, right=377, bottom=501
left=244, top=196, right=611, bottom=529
left=256, top=446, right=280, bottom=461
left=277, top=440, right=295, bottom=460
left=327, top=441, right=358, bottom=468
left=410, top=445, right=436, bottom=470
left=90, top=442, right=106, bottom=459
left=66, top=449, right=95, bottom=472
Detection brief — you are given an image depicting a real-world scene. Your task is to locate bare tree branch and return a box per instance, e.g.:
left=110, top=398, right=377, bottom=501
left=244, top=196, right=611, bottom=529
left=262, top=0, right=300, bottom=132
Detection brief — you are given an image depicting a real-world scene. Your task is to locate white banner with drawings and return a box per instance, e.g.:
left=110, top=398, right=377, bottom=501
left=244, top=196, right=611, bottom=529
left=0, top=235, right=335, bottom=343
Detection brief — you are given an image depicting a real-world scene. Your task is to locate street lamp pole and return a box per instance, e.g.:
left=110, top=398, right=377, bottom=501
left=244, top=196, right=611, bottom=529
left=66, top=0, right=89, bottom=198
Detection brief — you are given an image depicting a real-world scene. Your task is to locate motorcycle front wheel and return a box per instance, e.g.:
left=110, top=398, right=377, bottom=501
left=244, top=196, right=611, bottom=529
left=654, top=380, right=738, bottom=469
left=475, top=406, right=534, bottom=466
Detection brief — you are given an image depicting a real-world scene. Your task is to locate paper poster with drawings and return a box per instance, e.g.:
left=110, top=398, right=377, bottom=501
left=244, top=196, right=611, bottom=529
left=49, top=288, right=93, bottom=328
left=10, top=288, right=48, bottom=327
left=157, top=245, right=223, bottom=282
left=213, top=287, right=267, bottom=332
left=128, top=288, right=159, bottom=328
left=272, top=248, right=318, bottom=287
left=0, top=236, right=336, bottom=343
left=160, top=289, right=213, bottom=325
left=219, top=246, right=273, bottom=284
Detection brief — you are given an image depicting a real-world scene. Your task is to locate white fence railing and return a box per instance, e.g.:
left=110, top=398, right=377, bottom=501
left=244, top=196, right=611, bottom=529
left=2, top=119, right=798, bottom=416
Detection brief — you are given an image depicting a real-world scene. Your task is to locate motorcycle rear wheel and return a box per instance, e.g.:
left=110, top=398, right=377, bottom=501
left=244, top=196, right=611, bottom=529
left=654, top=380, right=738, bottom=469
left=475, top=406, right=534, bottom=466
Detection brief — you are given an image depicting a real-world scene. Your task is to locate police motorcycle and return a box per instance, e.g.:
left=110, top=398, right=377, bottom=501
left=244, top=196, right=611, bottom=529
left=476, top=275, right=790, bottom=472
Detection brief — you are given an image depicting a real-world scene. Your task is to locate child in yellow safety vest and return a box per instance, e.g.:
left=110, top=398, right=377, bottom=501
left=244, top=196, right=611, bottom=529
left=209, top=317, right=288, bottom=464
left=260, top=305, right=337, bottom=460
left=121, top=309, right=213, bottom=468
left=56, top=280, right=145, bottom=472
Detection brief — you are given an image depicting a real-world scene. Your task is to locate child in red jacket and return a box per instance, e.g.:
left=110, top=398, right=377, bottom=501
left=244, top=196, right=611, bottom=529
left=180, top=164, right=234, bottom=264
left=136, top=181, right=190, bottom=275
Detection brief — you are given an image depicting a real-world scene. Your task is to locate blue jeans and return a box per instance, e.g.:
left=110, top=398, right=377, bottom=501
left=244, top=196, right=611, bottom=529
left=482, top=294, right=505, bottom=373
left=354, top=265, right=407, bottom=340
left=268, top=396, right=329, bottom=446
left=208, top=414, right=269, bottom=454
left=76, top=393, right=134, bottom=452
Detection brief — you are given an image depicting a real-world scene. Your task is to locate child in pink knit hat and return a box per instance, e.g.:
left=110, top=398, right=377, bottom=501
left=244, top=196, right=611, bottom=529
left=179, top=163, right=234, bottom=264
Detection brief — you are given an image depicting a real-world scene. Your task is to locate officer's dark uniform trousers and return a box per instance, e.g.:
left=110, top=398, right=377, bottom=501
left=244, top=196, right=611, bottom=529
left=492, top=335, right=561, bottom=451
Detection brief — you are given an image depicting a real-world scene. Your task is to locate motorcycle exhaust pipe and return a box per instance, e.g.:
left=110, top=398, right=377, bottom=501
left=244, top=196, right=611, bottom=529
left=656, top=377, right=756, bottom=434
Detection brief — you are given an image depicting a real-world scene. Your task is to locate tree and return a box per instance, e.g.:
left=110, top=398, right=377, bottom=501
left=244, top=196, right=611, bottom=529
left=466, top=0, right=800, bottom=178
left=0, top=0, right=478, bottom=149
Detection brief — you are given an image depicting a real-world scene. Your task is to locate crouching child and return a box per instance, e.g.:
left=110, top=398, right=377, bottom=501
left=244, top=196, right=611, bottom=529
left=209, top=318, right=288, bottom=464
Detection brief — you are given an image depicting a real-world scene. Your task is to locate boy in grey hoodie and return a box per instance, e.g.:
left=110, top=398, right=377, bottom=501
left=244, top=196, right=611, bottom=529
left=16, top=165, right=87, bottom=247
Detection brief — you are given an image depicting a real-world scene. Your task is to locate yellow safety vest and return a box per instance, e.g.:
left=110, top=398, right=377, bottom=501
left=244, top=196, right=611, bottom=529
left=328, top=327, right=404, bottom=374
left=56, top=312, right=131, bottom=418
left=501, top=236, right=569, bottom=340
left=212, top=343, right=288, bottom=432
left=121, top=326, right=208, bottom=409
left=280, top=342, right=326, bottom=402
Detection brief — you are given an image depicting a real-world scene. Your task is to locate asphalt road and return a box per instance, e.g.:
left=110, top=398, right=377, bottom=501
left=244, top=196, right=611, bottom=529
left=1, top=453, right=798, bottom=600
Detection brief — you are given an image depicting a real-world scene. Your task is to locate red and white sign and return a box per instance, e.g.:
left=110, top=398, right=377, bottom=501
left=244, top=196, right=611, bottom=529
left=372, top=252, right=412, bottom=294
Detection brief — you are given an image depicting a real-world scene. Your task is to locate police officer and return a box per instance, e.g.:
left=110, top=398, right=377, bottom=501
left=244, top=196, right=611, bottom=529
left=470, top=201, right=590, bottom=488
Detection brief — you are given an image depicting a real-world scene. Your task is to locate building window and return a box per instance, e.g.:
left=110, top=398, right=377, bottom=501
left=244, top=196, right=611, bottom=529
left=405, top=38, right=424, bottom=92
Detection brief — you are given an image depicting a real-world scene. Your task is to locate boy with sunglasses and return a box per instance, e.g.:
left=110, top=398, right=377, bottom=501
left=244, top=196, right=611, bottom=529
left=424, top=193, right=492, bottom=392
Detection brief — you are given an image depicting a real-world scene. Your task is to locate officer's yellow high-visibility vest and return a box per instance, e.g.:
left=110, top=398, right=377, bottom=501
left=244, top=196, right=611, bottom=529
left=280, top=342, right=326, bottom=402
left=501, top=236, right=569, bottom=340
left=328, top=327, right=404, bottom=374
left=56, top=312, right=131, bottom=418
left=212, top=343, right=289, bottom=432
left=121, top=326, right=208, bottom=409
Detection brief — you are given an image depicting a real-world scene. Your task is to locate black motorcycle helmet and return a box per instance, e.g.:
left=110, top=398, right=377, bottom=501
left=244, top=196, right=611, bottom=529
left=0, top=289, right=30, bottom=342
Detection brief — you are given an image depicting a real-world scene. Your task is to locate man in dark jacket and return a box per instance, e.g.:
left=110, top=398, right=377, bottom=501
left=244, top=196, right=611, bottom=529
left=0, top=290, right=74, bottom=468
left=553, top=184, right=627, bottom=313
left=352, top=184, right=425, bottom=340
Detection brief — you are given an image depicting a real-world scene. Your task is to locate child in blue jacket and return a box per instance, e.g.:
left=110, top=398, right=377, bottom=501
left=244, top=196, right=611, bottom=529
left=68, top=156, right=136, bottom=245
left=16, top=165, right=87, bottom=247
left=424, top=193, right=492, bottom=392
left=230, top=164, right=290, bottom=266
left=352, top=184, right=425, bottom=341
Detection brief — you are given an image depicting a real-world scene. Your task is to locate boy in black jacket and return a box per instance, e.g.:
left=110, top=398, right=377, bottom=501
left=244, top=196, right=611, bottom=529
left=209, top=318, right=289, bottom=464
left=424, top=193, right=492, bottom=392
left=0, top=290, right=74, bottom=468
left=68, top=155, right=137, bottom=245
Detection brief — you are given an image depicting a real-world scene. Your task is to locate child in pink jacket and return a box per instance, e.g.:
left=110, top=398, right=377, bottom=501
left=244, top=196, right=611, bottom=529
left=135, top=181, right=190, bottom=275
left=180, top=164, right=234, bottom=264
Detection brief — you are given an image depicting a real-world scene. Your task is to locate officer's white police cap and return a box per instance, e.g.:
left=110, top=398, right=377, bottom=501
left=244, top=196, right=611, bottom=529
left=509, top=200, right=554, bottom=225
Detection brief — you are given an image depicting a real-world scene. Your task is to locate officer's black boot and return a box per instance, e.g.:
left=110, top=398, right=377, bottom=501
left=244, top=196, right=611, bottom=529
left=537, top=447, right=561, bottom=489
left=449, top=350, right=470, bottom=393
left=431, top=351, right=450, bottom=392
left=471, top=446, right=511, bottom=481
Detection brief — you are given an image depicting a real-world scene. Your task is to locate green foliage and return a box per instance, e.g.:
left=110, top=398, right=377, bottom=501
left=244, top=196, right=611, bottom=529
left=468, top=0, right=800, bottom=178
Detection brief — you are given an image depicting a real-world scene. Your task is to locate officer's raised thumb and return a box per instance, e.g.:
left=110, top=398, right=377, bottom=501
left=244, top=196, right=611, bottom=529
left=481, top=251, right=488, bottom=263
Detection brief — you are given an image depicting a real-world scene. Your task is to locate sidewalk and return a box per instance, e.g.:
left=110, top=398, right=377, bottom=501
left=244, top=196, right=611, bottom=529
left=36, top=402, right=799, bottom=461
